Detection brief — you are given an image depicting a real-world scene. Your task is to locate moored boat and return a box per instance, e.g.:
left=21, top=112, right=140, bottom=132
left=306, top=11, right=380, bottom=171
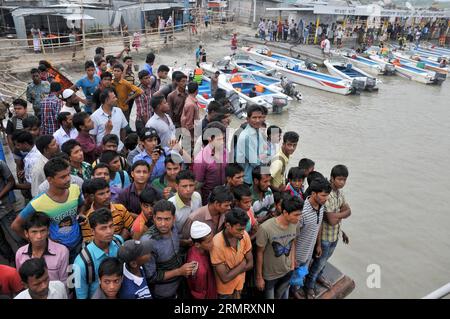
left=335, top=48, right=396, bottom=75
left=261, top=59, right=356, bottom=95
left=324, top=58, right=381, bottom=91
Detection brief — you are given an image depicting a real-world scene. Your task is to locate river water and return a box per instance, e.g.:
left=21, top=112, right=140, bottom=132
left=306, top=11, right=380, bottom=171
left=20, top=34, right=449, bottom=298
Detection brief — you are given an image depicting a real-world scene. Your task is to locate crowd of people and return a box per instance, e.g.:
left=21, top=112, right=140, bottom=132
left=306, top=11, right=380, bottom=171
left=257, top=17, right=448, bottom=50
left=0, top=45, right=352, bottom=300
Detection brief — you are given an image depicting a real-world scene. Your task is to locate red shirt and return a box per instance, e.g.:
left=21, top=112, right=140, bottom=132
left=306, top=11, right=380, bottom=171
left=186, top=246, right=217, bottom=299
left=76, top=131, right=101, bottom=164
left=0, top=265, right=24, bottom=297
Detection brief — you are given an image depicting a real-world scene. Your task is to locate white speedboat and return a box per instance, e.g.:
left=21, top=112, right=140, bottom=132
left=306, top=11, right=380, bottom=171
left=391, top=51, right=449, bottom=75
left=335, top=49, right=395, bottom=75
left=219, top=73, right=291, bottom=114
left=200, top=57, right=303, bottom=101
left=261, top=60, right=356, bottom=95
left=369, top=54, right=445, bottom=85
left=241, top=46, right=318, bottom=70
left=324, top=58, right=381, bottom=91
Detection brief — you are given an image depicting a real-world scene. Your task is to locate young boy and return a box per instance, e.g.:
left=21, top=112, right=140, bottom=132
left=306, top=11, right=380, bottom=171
left=118, top=240, right=153, bottom=299
left=112, top=63, right=143, bottom=119
left=99, top=150, right=131, bottom=189
left=266, top=125, right=282, bottom=158
left=270, top=131, right=299, bottom=192
left=168, top=170, right=202, bottom=237
left=233, top=184, right=258, bottom=240
left=151, top=157, right=181, bottom=200
left=285, top=167, right=307, bottom=201
left=92, top=163, right=121, bottom=202
left=210, top=208, right=253, bottom=299
left=307, top=165, right=351, bottom=293
left=131, top=188, right=158, bottom=240
left=72, top=61, right=100, bottom=114
left=186, top=221, right=216, bottom=299
left=92, top=257, right=123, bottom=299
left=22, top=115, right=41, bottom=140
left=6, top=98, right=29, bottom=151
left=61, top=139, right=93, bottom=180
left=92, top=134, right=128, bottom=171
left=73, top=111, right=101, bottom=164
left=298, top=158, right=315, bottom=177
left=225, top=163, right=244, bottom=193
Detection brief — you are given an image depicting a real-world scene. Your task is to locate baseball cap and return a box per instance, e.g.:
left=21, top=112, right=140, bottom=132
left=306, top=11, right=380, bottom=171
left=139, top=127, right=159, bottom=141
left=118, top=239, right=153, bottom=263
left=62, top=89, right=74, bottom=99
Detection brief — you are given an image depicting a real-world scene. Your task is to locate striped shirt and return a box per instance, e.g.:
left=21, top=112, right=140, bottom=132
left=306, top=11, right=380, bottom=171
left=322, top=189, right=346, bottom=242
left=295, top=197, right=324, bottom=265
left=41, top=93, right=63, bottom=135
left=251, top=186, right=275, bottom=219
left=81, top=203, right=134, bottom=243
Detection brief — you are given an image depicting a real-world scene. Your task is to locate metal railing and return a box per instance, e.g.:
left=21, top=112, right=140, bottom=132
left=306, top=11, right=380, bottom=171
left=422, top=282, right=450, bottom=299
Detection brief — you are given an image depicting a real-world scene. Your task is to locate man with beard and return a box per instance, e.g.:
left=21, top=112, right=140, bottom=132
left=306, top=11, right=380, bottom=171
left=15, top=258, right=67, bottom=299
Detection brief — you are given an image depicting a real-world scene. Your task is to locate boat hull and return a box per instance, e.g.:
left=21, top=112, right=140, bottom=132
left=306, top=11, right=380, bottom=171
left=324, top=59, right=380, bottom=91
left=262, top=60, right=353, bottom=95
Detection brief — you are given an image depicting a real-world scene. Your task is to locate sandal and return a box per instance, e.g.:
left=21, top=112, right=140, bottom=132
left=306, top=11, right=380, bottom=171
left=317, top=276, right=333, bottom=290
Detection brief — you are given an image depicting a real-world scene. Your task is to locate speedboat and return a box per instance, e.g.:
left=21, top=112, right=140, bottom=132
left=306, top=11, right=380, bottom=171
left=369, top=54, right=445, bottom=85
left=195, top=75, right=247, bottom=117
left=219, top=73, right=292, bottom=114
left=261, top=59, right=356, bottom=95
left=335, top=48, right=395, bottom=75
left=200, top=57, right=302, bottom=101
left=241, top=46, right=318, bottom=70
left=324, top=58, right=381, bottom=91
left=391, top=51, right=449, bottom=75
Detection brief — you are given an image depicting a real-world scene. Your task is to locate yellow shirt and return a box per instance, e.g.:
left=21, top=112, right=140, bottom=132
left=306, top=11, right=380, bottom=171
left=112, top=78, right=143, bottom=111
left=81, top=203, right=135, bottom=242
left=270, top=149, right=289, bottom=189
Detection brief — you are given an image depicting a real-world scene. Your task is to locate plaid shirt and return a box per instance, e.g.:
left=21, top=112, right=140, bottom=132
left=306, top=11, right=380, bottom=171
left=322, top=188, right=347, bottom=242
left=70, top=162, right=93, bottom=180
left=41, top=93, right=63, bottom=135
left=134, top=83, right=153, bottom=123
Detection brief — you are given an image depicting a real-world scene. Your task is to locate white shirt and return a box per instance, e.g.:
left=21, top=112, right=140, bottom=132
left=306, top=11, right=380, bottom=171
left=324, top=39, right=331, bottom=53
left=14, top=281, right=68, bottom=299
left=145, top=113, right=175, bottom=148
left=31, top=153, right=48, bottom=197
left=90, top=106, right=128, bottom=151
left=53, top=127, right=79, bottom=149
left=24, top=146, right=41, bottom=184
left=59, top=105, right=77, bottom=115
left=337, top=30, right=344, bottom=39
left=168, top=192, right=203, bottom=233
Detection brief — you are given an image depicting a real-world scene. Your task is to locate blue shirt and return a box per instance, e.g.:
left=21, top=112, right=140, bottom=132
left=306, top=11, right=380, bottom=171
left=236, top=125, right=267, bottom=185
left=73, top=235, right=123, bottom=299
left=119, top=265, right=152, bottom=299
left=110, top=170, right=131, bottom=189
left=143, top=64, right=153, bottom=76
left=75, top=76, right=100, bottom=102
left=132, top=150, right=167, bottom=182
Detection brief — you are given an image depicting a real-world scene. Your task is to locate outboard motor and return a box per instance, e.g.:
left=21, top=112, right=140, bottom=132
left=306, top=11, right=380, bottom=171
left=350, top=79, right=365, bottom=94
left=365, top=77, right=378, bottom=91
left=433, top=72, right=447, bottom=85
left=281, top=77, right=302, bottom=101
left=271, top=97, right=288, bottom=114
left=384, top=63, right=396, bottom=75
left=227, top=91, right=246, bottom=116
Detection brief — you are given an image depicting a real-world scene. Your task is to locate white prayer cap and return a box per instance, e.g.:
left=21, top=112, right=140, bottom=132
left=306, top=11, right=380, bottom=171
left=190, top=221, right=212, bottom=240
